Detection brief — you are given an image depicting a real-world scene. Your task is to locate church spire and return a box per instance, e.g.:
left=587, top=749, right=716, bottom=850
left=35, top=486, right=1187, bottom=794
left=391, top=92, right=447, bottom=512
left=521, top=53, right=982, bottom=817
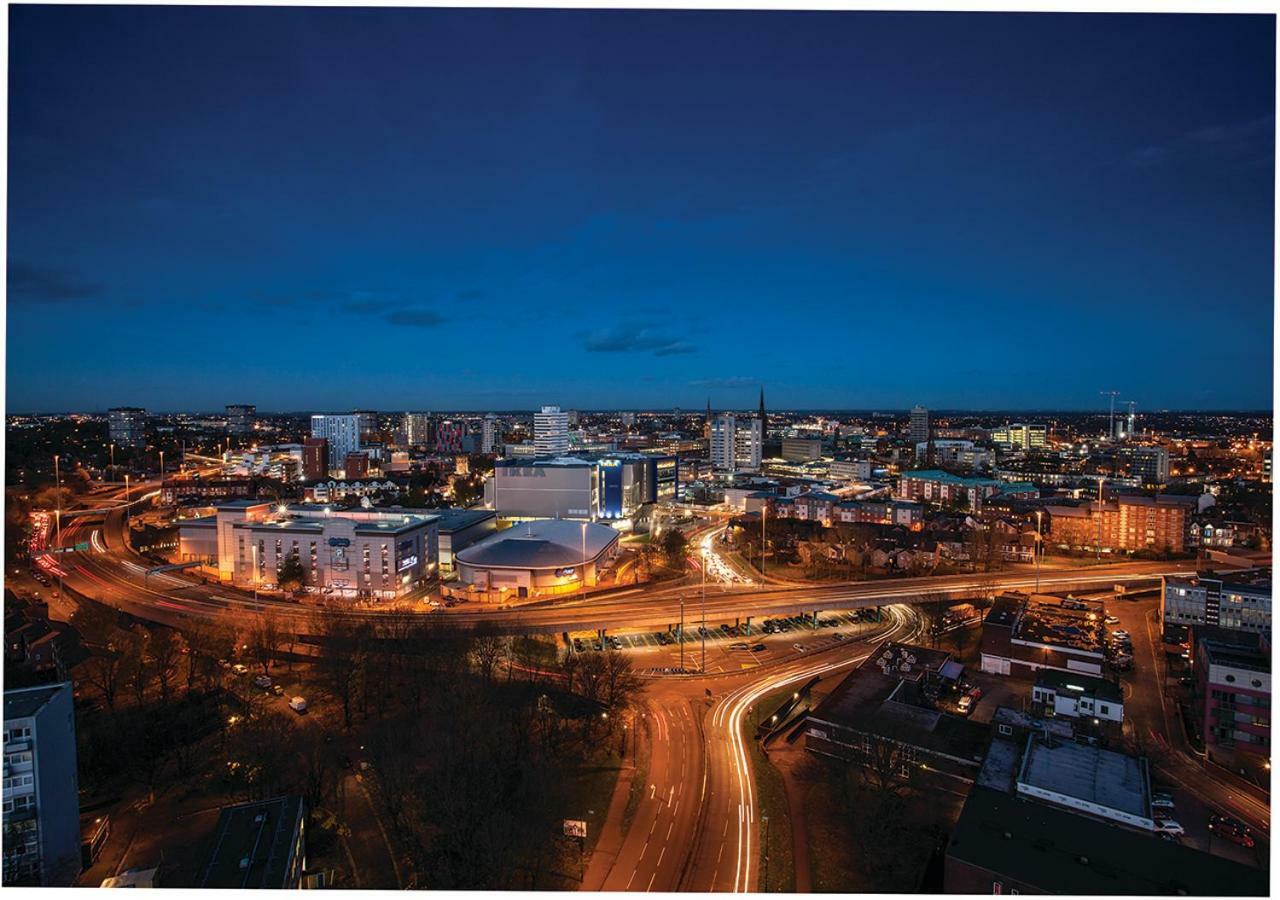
left=758, top=386, right=766, bottom=420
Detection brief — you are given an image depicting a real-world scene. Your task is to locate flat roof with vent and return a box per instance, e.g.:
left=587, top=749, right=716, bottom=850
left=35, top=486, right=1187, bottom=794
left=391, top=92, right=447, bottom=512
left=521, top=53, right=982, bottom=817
left=946, top=786, right=1267, bottom=895
left=197, top=795, right=304, bottom=889
left=1016, top=736, right=1150, bottom=828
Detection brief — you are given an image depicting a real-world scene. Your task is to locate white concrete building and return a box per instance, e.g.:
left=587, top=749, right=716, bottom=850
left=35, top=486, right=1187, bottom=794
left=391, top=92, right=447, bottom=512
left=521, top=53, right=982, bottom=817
left=176, top=500, right=438, bottom=599
left=481, top=413, right=499, bottom=454
left=534, top=406, right=569, bottom=456
left=310, top=414, right=361, bottom=467
left=711, top=413, right=763, bottom=472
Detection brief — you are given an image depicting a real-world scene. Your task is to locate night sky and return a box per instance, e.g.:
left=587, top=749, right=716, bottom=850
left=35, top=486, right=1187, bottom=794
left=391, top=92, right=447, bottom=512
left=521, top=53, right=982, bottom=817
left=7, top=7, right=1275, bottom=413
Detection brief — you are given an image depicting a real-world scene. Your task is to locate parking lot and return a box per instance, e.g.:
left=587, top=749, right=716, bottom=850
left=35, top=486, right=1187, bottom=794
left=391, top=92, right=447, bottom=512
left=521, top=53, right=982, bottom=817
left=565, top=608, right=893, bottom=673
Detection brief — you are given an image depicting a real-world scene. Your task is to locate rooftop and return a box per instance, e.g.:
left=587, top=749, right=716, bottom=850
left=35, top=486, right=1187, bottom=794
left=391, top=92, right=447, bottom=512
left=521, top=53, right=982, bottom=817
left=455, top=519, right=620, bottom=570
left=947, top=786, right=1268, bottom=896
left=198, top=795, right=304, bottom=889
left=1017, top=737, right=1148, bottom=819
left=1035, top=669, right=1123, bottom=703
left=4, top=682, right=70, bottom=720
left=808, top=643, right=988, bottom=763
left=431, top=507, right=498, bottom=533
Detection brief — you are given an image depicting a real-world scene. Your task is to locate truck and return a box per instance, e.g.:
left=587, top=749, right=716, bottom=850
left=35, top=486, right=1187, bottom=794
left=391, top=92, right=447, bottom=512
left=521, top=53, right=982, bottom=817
left=288, top=696, right=308, bottom=713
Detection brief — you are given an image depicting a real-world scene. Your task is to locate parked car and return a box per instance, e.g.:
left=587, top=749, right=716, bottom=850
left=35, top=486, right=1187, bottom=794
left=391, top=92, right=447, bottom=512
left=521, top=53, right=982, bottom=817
left=253, top=674, right=272, bottom=688
left=272, top=684, right=285, bottom=696
left=793, top=643, right=808, bottom=653
left=1112, top=630, right=1131, bottom=640
left=957, top=695, right=974, bottom=714
left=232, top=663, right=249, bottom=675
left=751, top=644, right=766, bottom=652
left=1105, top=615, right=1121, bottom=625
left=1153, top=818, right=1185, bottom=836
left=288, top=696, right=308, bottom=713
left=1151, top=793, right=1176, bottom=809
left=730, top=642, right=748, bottom=651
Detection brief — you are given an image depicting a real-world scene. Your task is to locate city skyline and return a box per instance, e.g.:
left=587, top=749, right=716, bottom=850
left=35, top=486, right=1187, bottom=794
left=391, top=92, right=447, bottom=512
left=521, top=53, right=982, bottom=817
left=7, top=7, right=1274, bottom=412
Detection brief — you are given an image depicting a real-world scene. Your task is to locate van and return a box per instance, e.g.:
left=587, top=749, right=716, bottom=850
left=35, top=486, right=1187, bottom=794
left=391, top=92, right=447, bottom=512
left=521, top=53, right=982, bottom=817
left=288, top=696, right=308, bottom=713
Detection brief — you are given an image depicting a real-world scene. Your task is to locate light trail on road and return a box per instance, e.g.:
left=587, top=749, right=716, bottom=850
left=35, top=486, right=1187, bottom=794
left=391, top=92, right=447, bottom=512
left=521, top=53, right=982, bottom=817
left=696, top=604, right=927, bottom=892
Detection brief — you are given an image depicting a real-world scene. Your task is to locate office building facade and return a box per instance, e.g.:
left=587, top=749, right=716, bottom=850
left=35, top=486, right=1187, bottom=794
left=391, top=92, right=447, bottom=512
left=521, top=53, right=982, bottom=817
left=909, top=405, right=930, bottom=446
left=403, top=412, right=433, bottom=447
left=225, top=404, right=256, bottom=435
left=481, top=414, right=499, bottom=454
left=107, top=407, right=147, bottom=449
left=177, top=501, right=439, bottom=599
left=992, top=423, right=1048, bottom=450
left=534, top=406, right=569, bottom=456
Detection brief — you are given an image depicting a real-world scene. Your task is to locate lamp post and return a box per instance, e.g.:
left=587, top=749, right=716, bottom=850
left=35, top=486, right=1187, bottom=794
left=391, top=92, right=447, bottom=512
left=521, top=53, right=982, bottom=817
left=159, top=450, right=164, bottom=483
left=52, top=455, right=62, bottom=547
left=1035, top=510, right=1043, bottom=594
left=760, top=506, right=767, bottom=581
left=701, top=557, right=707, bottom=674
left=124, top=474, right=131, bottom=504
left=679, top=595, right=685, bottom=673
left=581, top=521, right=588, bottom=600
left=109, top=442, right=115, bottom=481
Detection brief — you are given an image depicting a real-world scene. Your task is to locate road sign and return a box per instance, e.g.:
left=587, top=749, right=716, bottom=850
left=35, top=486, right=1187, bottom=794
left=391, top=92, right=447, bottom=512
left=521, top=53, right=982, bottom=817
left=563, top=819, right=587, bottom=839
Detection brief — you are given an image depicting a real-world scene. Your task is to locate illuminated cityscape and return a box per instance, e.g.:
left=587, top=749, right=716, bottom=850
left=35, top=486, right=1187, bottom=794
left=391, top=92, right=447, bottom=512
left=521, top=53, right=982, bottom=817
left=4, top=4, right=1273, bottom=896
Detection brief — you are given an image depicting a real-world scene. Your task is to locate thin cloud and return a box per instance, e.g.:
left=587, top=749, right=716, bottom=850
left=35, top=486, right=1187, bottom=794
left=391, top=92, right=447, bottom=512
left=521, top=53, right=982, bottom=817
left=1129, top=114, right=1274, bottom=168
left=689, top=376, right=759, bottom=389
left=385, top=309, right=446, bottom=328
left=8, top=261, right=101, bottom=302
left=581, top=323, right=695, bottom=357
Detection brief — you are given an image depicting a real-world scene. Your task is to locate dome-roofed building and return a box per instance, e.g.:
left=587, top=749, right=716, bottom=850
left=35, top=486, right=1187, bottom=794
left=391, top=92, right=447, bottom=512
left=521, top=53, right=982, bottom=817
left=451, top=519, right=621, bottom=601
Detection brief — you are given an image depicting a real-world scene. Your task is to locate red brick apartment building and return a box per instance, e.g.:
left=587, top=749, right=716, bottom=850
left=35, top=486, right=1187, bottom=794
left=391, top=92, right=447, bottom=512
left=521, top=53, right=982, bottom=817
left=1195, top=632, right=1271, bottom=778
left=1046, top=493, right=1199, bottom=555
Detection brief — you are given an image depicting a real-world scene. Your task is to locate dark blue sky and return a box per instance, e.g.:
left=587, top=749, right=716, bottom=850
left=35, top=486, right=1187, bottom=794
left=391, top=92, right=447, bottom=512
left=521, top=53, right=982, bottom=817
left=8, top=8, right=1275, bottom=412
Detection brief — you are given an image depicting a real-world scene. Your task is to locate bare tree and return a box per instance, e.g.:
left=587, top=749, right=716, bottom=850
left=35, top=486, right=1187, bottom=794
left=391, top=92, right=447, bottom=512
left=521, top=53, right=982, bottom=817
left=247, top=610, right=285, bottom=674
left=315, top=614, right=369, bottom=729
left=148, top=627, right=186, bottom=705
left=80, top=650, right=124, bottom=713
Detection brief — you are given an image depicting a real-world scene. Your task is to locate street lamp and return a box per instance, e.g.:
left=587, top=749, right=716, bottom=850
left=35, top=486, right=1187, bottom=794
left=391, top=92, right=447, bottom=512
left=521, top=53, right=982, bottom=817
left=701, top=550, right=707, bottom=673
left=580, top=521, right=588, bottom=601
left=761, top=505, right=767, bottom=580
left=1035, top=509, right=1043, bottom=594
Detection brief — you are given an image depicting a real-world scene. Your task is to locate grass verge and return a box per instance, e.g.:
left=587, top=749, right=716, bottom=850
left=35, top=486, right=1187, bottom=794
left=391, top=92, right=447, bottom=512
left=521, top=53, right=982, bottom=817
left=743, top=684, right=798, bottom=892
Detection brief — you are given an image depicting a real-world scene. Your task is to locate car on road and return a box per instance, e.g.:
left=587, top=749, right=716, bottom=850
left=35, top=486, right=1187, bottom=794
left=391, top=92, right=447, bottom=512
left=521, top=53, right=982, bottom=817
left=1151, top=792, right=1175, bottom=809
left=832, top=632, right=846, bottom=641
left=1209, top=814, right=1255, bottom=848
left=1112, top=630, right=1131, bottom=640
left=1152, top=818, right=1185, bottom=836
left=232, top=663, right=249, bottom=675
left=751, top=643, right=766, bottom=652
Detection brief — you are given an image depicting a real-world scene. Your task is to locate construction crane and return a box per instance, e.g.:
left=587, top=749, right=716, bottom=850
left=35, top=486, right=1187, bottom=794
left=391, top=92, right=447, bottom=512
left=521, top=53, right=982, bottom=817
left=1099, top=390, right=1120, bottom=439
